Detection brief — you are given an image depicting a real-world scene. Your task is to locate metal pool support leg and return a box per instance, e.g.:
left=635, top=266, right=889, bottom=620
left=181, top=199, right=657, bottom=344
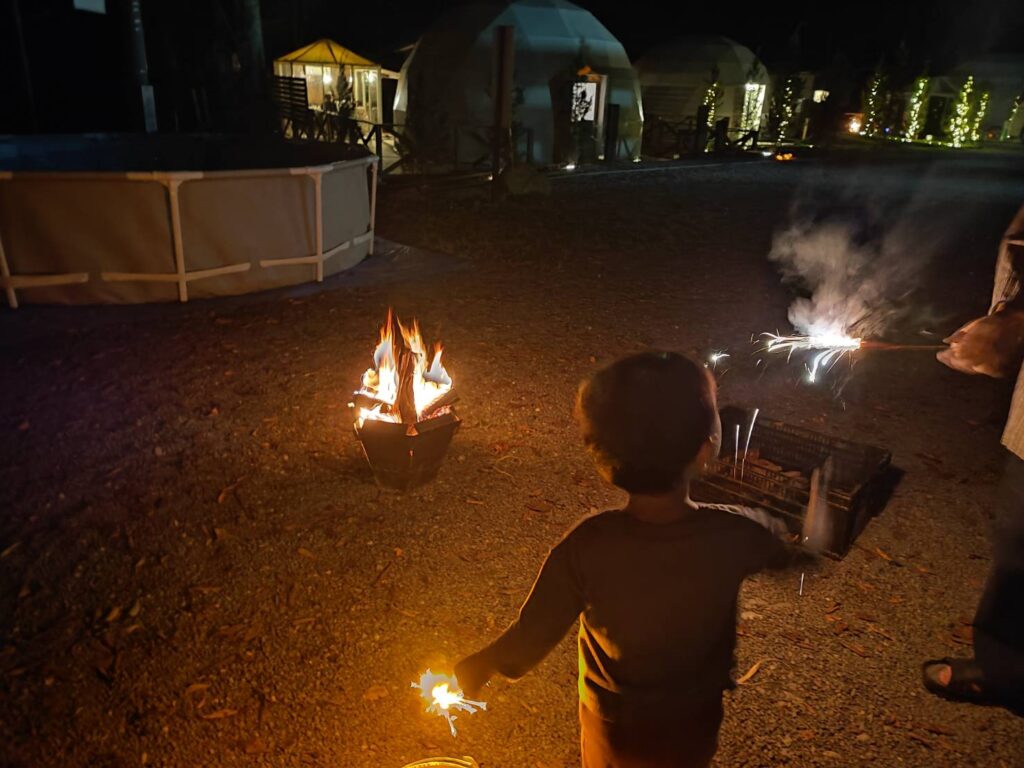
left=167, top=178, right=188, bottom=302
left=0, top=225, right=16, bottom=309
left=369, top=158, right=378, bottom=256
left=314, top=170, right=324, bottom=282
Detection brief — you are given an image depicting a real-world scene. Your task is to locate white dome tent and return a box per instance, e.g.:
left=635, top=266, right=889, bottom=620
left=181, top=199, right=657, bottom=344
left=637, top=35, right=769, bottom=141
left=394, top=0, right=643, bottom=166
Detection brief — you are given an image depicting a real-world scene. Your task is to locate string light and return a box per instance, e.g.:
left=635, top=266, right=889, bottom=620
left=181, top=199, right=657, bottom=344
left=1003, top=95, right=1022, bottom=141
left=903, top=76, right=928, bottom=142
left=703, top=81, right=720, bottom=128
left=947, top=75, right=974, bottom=148
left=863, top=72, right=886, bottom=137
left=970, top=91, right=989, bottom=143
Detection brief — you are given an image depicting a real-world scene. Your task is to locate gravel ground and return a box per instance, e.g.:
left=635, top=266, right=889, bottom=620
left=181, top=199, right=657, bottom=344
left=2, top=149, right=1024, bottom=767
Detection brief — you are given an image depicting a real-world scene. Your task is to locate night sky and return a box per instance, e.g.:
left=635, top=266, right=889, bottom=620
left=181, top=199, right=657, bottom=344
left=299, top=0, right=1024, bottom=71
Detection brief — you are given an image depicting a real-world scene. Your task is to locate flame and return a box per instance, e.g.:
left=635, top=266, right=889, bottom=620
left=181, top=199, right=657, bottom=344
left=354, top=311, right=452, bottom=428
left=412, top=669, right=487, bottom=737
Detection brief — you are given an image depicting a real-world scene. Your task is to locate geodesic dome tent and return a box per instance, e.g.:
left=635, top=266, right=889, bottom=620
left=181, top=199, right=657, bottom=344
left=637, top=35, right=769, bottom=137
left=394, top=0, right=643, bottom=166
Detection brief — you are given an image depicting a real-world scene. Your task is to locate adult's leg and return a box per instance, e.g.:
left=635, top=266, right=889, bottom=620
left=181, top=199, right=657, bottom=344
left=973, top=452, right=1024, bottom=689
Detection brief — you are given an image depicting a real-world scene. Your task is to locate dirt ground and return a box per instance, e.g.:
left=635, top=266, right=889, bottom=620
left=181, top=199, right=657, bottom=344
left=2, top=148, right=1024, bottom=767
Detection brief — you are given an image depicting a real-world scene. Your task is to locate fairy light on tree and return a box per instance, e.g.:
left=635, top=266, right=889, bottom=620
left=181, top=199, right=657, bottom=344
left=769, top=74, right=803, bottom=140
left=970, top=91, right=989, bottom=142
left=947, top=75, right=975, bottom=148
left=703, top=66, right=722, bottom=128
left=903, top=75, right=929, bottom=141
left=862, top=70, right=887, bottom=137
left=1002, top=92, right=1022, bottom=140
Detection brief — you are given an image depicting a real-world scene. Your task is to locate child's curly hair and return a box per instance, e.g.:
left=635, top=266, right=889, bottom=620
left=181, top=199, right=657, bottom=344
left=575, top=352, right=716, bottom=494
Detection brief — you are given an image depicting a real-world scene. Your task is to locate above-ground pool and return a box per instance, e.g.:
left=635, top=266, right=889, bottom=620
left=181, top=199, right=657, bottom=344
left=0, top=134, right=377, bottom=307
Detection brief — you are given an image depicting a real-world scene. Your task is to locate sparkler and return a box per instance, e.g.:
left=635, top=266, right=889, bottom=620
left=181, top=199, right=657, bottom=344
left=740, top=408, right=760, bottom=480
left=762, top=332, right=862, bottom=383
left=412, top=669, right=487, bottom=737
left=760, top=332, right=945, bottom=383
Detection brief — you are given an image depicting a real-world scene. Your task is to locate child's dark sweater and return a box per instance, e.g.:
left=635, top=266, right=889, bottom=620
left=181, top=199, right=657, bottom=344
left=475, top=505, right=788, bottom=721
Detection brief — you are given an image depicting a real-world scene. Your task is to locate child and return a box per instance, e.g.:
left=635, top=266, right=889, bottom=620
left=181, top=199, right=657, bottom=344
left=455, top=351, right=806, bottom=768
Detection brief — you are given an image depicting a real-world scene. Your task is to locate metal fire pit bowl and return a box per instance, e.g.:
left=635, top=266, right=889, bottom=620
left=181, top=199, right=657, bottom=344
left=401, top=759, right=479, bottom=768
left=692, top=406, right=898, bottom=557
left=354, top=410, right=460, bottom=491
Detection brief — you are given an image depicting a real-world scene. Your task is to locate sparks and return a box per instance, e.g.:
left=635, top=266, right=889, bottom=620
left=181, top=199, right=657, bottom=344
left=708, top=350, right=730, bottom=369
left=761, top=332, right=861, bottom=384
left=412, top=669, right=487, bottom=737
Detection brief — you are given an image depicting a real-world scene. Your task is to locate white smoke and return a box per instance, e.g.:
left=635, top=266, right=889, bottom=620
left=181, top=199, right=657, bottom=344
left=768, top=204, right=923, bottom=340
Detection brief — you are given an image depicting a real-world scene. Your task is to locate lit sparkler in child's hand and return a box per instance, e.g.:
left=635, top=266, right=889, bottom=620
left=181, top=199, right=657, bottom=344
left=412, top=669, right=487, bottom=737
left=761, top=332, right=862, bottom=383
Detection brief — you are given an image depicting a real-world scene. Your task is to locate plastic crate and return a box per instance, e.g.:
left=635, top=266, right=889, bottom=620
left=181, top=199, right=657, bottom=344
left=691, top=406, right=894, bottom=557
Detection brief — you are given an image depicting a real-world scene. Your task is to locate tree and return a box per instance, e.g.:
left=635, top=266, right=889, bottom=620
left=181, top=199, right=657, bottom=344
left=768, top=74, right=803, bottom=140
left=902, top=75, right=929, bottom=141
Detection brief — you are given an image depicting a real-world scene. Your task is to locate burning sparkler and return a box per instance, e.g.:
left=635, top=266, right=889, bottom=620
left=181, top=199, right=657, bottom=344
left=413, top=669, right=487, bottom=737
left=761, top=331, right=862, bottom=383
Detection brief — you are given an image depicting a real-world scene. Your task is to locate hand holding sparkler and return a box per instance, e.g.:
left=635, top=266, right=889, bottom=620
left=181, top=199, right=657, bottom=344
left=936, top=307, right=1024, bottom=379
left=413, top=669, right=488, bottom=737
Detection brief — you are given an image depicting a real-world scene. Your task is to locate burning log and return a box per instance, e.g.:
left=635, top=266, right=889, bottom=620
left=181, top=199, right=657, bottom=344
left=351, top=311, right=460, bottom=490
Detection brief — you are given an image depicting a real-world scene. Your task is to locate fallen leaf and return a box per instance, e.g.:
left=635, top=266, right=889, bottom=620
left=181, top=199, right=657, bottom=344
left=856, top=612, right=879, bottom=624
left=297, top=547, right=316, bottom=560
left=128, top=599, right=142, bottom=618
left=1, top=542, right=20, bottom=560
left=185, top=683, right=210, bottom=697
left=17, top=583, right=31, bottom=600
left=243, top=737, right=268, bottom=754
left=951, top=625, right=974, bottom=645
left=824, top=600, right=842, bottom=614
left=736, top=658, right=769, bottom=684
left=18, top=421, right=30, bottom=431
left=465, top=498, right=485, bottom=506
left=190, top=585, right=220, bottom=596
left=213, top=527, right=229, bottom=541
left=874, top=547, right=892, bottom=562
left=154, top=446, right=164, bottom=457
left=839, top=640, right=870, bottom=658
left=200, top=709, right=237, bottom=720
left=526, top=499, right=553, bottom=513
left=394, top=548, right=404, bottom=558
left=924, top=723, right=955, bottom=737
left=739, top=611, right=763, bottom=621
left=106, top=606, right=122, bottom=623
left=363, top=685, right=389, bottom=701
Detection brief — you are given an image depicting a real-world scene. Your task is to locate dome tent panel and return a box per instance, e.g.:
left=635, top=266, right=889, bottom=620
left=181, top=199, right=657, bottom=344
left=637, top=35, right=768, bottom=143
left=395, top=0, right=642, bottom=166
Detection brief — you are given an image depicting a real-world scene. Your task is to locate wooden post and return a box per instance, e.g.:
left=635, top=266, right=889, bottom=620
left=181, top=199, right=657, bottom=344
left=491, top=25, right=515, bottom=200
left=603, top=103, right=620, bottom=161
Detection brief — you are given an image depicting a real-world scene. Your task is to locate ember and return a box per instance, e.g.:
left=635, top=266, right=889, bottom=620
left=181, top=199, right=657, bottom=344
left=350, top=311, right=460, bottom=490
left=412, top=669, right=487, bottom=737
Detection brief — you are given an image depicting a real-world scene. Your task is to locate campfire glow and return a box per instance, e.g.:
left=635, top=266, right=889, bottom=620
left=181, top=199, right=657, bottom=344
left=762, top=331, right=862, bottom=383
left=353, top=310, right=453, bottom=428
left=412, top=669, right=487, bottom=737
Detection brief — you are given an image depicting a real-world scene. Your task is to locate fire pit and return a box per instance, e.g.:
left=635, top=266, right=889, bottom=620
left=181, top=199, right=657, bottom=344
left=692, top=406, right=895, bottom=556
left=351, top=311, right=459, bottom=491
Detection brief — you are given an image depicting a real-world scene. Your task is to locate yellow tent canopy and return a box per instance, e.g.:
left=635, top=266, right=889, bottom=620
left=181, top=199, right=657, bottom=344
left=275, top=38, right=378, bottom=68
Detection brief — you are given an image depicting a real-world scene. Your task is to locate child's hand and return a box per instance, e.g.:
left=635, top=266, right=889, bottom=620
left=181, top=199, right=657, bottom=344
left=454, top=652, right=494, bottom=699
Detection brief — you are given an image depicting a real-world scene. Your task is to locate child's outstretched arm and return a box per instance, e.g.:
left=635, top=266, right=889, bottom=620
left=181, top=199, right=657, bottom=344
left=455, top=537, right=585, bottom=697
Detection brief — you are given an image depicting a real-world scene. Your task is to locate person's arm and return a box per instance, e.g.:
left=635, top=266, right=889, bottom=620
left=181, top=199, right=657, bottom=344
left=455, top=538, right=585, bottom=696
left=991, top=204, right=1024, bottom=313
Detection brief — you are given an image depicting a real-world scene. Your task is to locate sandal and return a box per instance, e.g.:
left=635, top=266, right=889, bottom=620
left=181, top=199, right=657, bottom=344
left=923, top=658, right=1024, bottom=714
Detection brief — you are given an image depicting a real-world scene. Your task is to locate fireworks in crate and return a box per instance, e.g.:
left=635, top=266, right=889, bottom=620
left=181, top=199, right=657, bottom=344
left=350, top=310, right=460, bottom=491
